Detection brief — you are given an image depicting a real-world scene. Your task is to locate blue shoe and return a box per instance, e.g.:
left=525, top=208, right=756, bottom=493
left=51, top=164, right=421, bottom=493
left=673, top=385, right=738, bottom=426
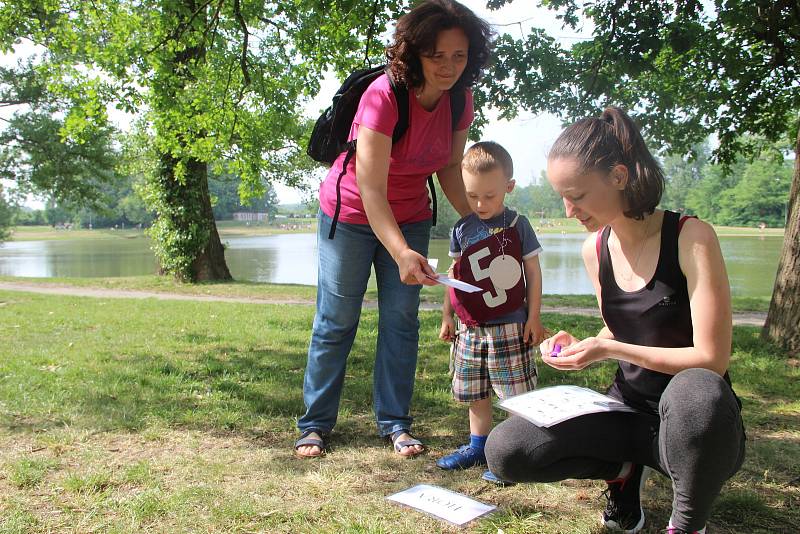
left=481, top=470, right=516, bottom=486
left=436, top=444, right=486, bottom=470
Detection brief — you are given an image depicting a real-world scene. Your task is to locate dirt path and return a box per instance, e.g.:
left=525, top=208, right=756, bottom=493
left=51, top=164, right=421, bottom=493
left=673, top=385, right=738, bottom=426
left=0, top=281, right=767, bottom=326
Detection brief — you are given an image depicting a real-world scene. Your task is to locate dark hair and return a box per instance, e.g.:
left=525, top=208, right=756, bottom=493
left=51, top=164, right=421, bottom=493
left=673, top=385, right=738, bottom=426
left=548, top=107, right=664, bottom=220
left=386, top=0, right=493, bottom=90
left=462, top=141, right=513, bottom=179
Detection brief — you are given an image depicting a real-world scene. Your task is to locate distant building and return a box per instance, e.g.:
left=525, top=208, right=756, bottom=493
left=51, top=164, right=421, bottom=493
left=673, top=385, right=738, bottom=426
left=233, top=212, right=269, bottom=222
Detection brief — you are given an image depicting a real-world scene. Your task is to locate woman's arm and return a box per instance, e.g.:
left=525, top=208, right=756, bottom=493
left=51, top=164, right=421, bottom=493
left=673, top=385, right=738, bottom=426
left=355, top=125, right=436, bottom=285
left=435, top=128, right=471, bottom=218
left=545, top=219, right=732, bottom=375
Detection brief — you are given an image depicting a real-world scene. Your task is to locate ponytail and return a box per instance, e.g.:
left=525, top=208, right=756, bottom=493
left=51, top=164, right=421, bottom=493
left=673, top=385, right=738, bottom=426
left=549, top=106, right=663, bottom=220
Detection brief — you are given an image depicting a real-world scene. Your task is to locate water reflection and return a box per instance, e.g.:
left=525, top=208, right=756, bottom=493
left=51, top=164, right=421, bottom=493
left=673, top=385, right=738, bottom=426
left=0, top=232, right=784, bottom=297
left=224, top=234, right=318, bottom=285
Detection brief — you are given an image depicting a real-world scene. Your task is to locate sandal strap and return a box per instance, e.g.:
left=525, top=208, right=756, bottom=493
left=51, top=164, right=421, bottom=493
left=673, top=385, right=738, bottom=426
left=295, top=436, right=325, bottom=449
left=390, top=430, right=424, bottom=451
left=394, top=438, right=423, bottom=450
left=295, top=428, right=328, bottom=451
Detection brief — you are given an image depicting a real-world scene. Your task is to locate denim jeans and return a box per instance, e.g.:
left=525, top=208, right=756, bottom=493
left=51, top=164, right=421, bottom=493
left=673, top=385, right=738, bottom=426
left=299, top=211, right=431, bottom=437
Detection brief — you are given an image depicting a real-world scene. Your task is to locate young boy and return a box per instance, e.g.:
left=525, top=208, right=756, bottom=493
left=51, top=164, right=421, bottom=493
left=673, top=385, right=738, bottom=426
left=437, top=141, right=544, bottom=482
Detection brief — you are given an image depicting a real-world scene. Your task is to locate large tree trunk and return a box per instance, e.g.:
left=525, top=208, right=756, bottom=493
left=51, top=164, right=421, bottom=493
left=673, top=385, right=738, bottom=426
left=762, top=126, right=800, bottom=355
left=189, top=158, right=232, bottom=281
left=154, top=153, right=232, bottom=282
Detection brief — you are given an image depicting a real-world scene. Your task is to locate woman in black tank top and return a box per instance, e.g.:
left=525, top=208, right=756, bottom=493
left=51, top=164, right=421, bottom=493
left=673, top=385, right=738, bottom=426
left=485, top=107, right=745, bottom=534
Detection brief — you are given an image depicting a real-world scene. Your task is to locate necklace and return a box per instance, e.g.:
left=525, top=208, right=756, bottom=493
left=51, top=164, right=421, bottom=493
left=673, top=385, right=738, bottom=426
left=480, top=209, right=510, bottom=258
left=619, top=214, right=653, bottom=282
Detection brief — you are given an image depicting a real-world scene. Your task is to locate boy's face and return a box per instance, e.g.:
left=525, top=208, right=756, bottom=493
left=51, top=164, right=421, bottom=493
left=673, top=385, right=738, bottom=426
left=462, top=167, right=515, bottom=220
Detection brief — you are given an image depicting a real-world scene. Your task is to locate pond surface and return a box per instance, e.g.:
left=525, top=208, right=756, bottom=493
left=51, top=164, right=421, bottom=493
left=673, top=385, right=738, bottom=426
left=0, top=232, right=783, bottom=297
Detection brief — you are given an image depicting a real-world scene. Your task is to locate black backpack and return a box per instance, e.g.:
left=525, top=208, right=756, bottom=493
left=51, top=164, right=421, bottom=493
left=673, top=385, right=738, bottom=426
left=307, top=65, right=466, bottom=238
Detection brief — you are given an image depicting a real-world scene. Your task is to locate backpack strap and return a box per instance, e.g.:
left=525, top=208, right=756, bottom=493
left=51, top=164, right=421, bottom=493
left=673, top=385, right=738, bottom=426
left=328, top=147, right=356, bottom=239
left=449, top=88, right=466, bottom=131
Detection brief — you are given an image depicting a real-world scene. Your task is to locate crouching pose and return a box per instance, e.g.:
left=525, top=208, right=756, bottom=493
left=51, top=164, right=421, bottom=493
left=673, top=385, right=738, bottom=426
left=485, top=107, right=745, bottom=534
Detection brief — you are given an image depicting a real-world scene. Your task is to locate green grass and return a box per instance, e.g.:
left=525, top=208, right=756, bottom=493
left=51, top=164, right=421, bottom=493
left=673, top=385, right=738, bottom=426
left=1, top=290, right=797, bottom=533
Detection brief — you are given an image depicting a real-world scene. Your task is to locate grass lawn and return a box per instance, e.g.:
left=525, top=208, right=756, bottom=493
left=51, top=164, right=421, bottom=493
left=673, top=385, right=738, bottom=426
left=1, top=290, right=797, bottom=533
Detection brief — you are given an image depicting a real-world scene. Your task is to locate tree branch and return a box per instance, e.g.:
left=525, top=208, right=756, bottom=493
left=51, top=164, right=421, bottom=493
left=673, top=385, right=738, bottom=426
left=364, top=0, right=382, bottom=66
left=146, top=0, right=216, bottom=55
left=233, top=0, right=251, bottom=87
left=582, top=0, right=622, bottom=103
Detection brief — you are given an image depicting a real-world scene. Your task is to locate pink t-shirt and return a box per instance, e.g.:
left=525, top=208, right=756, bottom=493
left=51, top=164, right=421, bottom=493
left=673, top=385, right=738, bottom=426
left=319, top=74, right=474, bottom=226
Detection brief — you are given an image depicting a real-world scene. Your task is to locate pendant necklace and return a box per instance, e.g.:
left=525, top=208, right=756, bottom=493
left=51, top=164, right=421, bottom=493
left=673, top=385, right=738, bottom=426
left=481, top=209, right=509, bottom=258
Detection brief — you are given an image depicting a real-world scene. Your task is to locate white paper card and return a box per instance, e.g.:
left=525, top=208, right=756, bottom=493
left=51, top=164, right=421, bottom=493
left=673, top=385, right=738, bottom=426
left=426, top=274, right=482, bottom=293
left=427, top=258, right=439, bottom=270
left=498, top=385, right=638, bottom=427
left=386, top=484, right=496, bottom=526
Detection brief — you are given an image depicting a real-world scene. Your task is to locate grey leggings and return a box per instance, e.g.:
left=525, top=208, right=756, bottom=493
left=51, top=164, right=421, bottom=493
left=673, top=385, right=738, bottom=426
left=485, top=368, right=746, bottom=532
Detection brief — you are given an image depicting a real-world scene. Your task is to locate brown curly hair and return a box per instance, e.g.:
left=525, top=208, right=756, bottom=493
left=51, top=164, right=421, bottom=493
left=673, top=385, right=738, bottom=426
left=386, top=0, right=493, bottom=91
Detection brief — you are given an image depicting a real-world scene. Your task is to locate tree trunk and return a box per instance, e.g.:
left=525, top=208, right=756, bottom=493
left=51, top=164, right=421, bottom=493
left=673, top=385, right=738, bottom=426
left=154, top=153, right=232, bottom=282
left=189, top=158, right=232, bottom=281
left=762, top=126, right=800, bottom=355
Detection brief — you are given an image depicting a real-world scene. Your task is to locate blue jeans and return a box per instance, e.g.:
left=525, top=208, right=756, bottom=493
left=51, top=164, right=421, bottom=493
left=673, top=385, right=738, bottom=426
left=299, top=211, right=431, bottom=437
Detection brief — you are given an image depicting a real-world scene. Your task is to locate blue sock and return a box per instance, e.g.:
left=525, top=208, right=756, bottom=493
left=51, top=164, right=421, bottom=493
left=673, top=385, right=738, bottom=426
left=470, top=434, right=488, bottom=451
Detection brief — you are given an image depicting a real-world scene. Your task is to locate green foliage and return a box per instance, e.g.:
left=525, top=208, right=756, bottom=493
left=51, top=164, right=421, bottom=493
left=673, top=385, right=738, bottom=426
left=0, top=187, right=11, bottom=242
left=208, top=168, right=278, bottom=221
left=487, top=1, right=799, bottom=165
left=680, top=145, right=792, bottom=227
left=0, top=0, right=412, bottom=280
left=0, top=64, right=120, bottom=206
left=506, top=172, right=564, bottom=219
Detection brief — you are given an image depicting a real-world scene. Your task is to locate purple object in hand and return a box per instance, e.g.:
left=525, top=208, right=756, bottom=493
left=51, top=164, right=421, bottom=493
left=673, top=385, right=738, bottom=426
left=550, top=344, right=562, bottom=357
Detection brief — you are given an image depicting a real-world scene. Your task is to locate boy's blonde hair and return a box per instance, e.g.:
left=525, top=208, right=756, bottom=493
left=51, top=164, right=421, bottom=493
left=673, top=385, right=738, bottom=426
left=461, top=141, right=514, bottom=180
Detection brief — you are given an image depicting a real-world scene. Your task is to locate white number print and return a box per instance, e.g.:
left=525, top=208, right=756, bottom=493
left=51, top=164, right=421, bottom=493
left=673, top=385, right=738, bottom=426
left=467, top=247, right=522, bottom=308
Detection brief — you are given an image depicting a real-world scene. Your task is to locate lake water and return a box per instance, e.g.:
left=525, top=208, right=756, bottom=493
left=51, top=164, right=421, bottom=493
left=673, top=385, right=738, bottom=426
left=0, top=232, right=783, bottom=297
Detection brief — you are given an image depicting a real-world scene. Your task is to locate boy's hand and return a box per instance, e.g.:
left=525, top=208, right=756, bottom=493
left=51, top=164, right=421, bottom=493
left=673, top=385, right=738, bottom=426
left=439, top=315, right=456, bottom=341
left=524, top=317, right=546, bottom=345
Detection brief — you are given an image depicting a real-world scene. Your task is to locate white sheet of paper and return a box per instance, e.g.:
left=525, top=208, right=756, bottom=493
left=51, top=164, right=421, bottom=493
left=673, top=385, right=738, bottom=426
left=427, top=258, right=439, bottom=270
left=499, top=385, right=638, bottom=427
left=386, top=484, right=496, bottom=526
left=426, top=274, right=482, bottom=293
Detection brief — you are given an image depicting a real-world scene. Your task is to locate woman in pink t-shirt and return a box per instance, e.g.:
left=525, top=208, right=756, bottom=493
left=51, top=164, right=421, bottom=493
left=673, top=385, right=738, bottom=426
left=295, top=0, right=493, bottom=459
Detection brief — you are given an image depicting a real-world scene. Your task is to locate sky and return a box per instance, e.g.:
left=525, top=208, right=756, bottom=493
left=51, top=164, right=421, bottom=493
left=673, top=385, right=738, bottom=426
left=1, top=1, right=591, bottom=206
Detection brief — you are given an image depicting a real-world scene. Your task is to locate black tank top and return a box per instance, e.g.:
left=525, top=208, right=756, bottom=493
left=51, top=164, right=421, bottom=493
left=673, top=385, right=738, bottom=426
left=600, top=210, right=736, bottom=414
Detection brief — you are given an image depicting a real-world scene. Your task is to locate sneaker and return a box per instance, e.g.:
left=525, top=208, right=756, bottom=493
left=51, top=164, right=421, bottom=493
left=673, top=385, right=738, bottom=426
left=481, top=469, right=516, bottom=486
left=600, top=464, right=648, bottom=533
left=435, top=444, right=486, bottom=470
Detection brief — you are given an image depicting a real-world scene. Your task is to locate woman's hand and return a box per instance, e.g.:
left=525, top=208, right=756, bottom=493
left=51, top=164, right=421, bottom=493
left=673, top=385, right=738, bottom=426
left=540, top=331, right=608, bottom=370
left=396, top=248, right=438, bottom=285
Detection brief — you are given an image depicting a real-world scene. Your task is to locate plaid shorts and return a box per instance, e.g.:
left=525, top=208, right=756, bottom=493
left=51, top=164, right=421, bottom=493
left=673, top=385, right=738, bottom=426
left=451, top=321, right=538, bottom=403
